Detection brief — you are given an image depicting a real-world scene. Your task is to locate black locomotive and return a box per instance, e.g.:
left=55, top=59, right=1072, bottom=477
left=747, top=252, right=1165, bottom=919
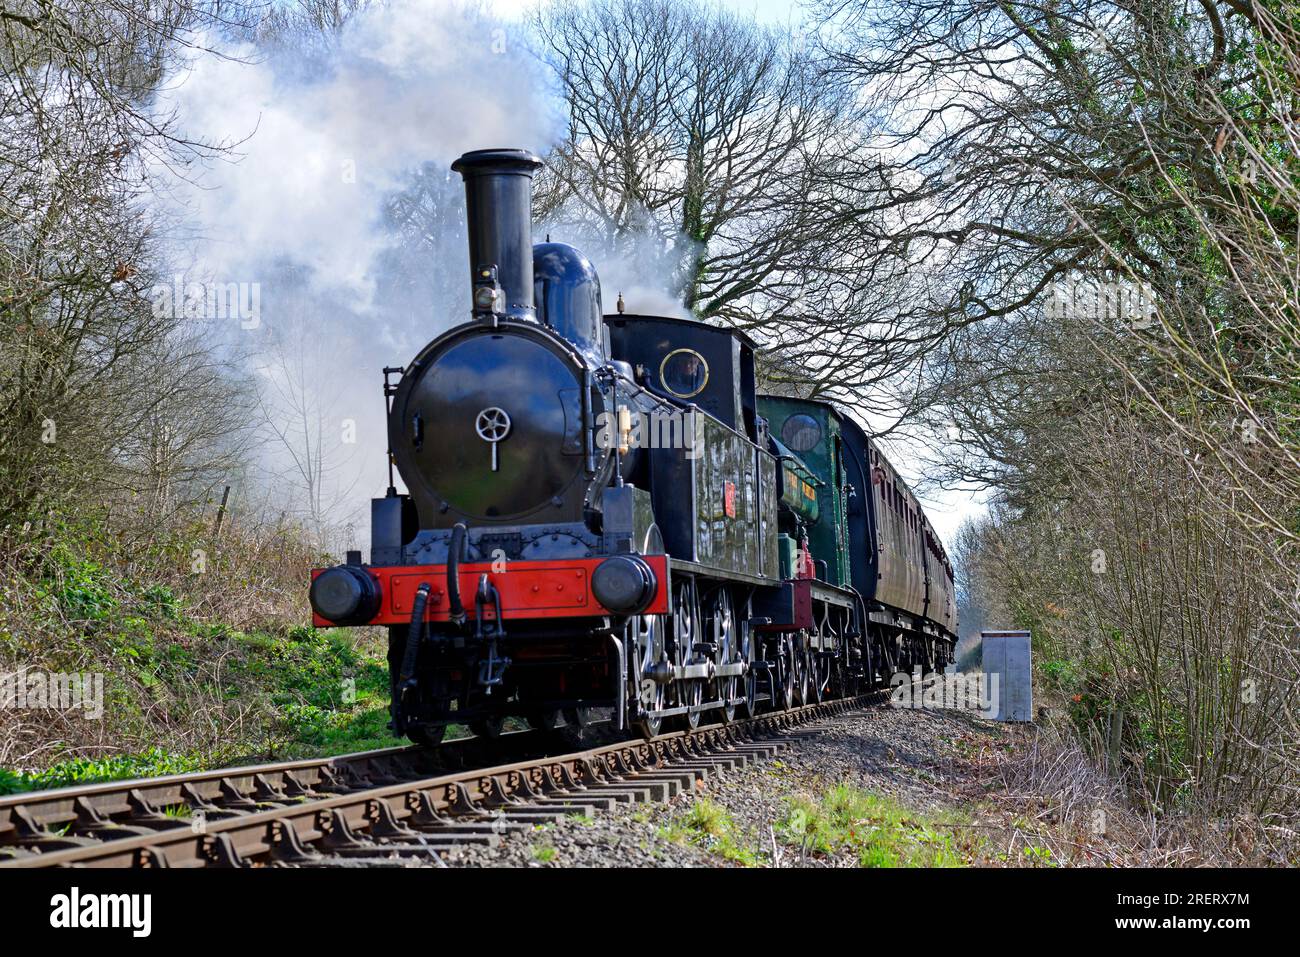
left=309, top=147, right=956, bottom=744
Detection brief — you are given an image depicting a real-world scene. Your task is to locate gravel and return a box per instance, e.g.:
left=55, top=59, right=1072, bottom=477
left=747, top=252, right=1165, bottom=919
left=441, top=704, right=1012, bottom=868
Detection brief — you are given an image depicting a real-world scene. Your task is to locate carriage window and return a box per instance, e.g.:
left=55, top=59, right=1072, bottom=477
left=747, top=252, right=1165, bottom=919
left=781, top=413, right=822, bottom=452
left=659, top=348, right=709, bottom=398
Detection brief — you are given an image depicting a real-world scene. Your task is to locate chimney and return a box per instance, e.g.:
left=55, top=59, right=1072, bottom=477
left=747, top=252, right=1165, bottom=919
left=451, top=148, right=544, bottom=321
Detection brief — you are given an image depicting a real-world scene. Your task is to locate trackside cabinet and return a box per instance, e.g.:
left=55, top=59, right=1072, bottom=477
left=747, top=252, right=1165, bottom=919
left=981, top=630, right=1033, bottom=722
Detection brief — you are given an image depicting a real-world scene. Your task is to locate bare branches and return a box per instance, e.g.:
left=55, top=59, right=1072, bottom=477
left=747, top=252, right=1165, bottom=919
left=878, top=0, right=1300, bottom=832
left=533, top=0, right=926, bottom=416
left=0, top=0, right=256, bottom=523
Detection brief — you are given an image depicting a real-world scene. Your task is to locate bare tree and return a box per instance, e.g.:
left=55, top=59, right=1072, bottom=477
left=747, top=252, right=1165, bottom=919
left=819, top=0, right=1298, bottom=836
left=533, top=0, right=917, bottom=417
left=0, top=1, right=256, bottom=526
left=247, top=265, right=365, bottom=550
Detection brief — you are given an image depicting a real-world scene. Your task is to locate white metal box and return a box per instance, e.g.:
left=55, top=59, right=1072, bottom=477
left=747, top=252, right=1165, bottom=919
left=981, top=630, right=1033, bottom=722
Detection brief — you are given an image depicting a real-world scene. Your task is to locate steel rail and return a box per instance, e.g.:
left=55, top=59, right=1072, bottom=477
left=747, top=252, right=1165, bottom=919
left=1, top=693, right=886, bottom=868
left=0, top=729, right=553, bottom=859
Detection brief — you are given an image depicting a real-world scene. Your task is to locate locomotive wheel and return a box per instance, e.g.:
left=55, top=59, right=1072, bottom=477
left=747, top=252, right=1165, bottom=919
left=808, top=646, right=826, bottom=704
left=682, top=685, right=703, bottom=729
left=672, top=581, right=702, bottom=730
left=630, top=614, right=667, bottom=738
left=408, top=724, right=446, bottom=748
left=634, top=710, right=662, bottom=739
left=774, top=635, right=795, bottom=711
left=738, top=660, right=757, bottom=718
left=470, top=716, right=505, bottom=739
left=708, top=590, right=738, bottom=724
left=737, top=618, right=757, bottom=719
left=792, top=635, right=810, bottom=706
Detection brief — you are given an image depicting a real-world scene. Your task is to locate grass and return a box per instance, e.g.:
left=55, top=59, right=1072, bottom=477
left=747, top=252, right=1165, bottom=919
left=659, top=797, right=761, bottom=866
left=778, top=784, right=982, bottom=867
left=0, top=512, right=397, bottom=795
left=0, top=629, right=395, bottom=795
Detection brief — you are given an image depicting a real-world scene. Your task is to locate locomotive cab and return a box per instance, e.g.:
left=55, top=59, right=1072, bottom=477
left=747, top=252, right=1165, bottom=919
left=605, top=313, right=760, bottom=441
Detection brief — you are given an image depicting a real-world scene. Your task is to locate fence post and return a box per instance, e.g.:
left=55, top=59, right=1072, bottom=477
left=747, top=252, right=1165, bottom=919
left=213, top=486, right=231, bottom=539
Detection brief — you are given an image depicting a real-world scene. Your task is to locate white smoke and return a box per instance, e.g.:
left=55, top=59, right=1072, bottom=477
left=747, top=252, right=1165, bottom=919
left=165, top=1, right=558, bottom=304
left=541, top=212, right=697, bottom=321
left=155, top=0, right=563, bottom=546
left=589, top=246, right=696, bottom=321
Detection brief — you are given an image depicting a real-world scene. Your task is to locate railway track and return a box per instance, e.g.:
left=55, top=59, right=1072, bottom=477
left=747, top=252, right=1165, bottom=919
left=0, top=693, right=885, bottom=868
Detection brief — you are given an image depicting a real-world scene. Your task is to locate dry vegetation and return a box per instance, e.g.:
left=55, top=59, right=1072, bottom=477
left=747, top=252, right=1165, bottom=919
left=983, top=712, right=1294, bottom=866
left=0, top=2, right=389, bottom=788
left=907, top=0, right=1300, bottom=859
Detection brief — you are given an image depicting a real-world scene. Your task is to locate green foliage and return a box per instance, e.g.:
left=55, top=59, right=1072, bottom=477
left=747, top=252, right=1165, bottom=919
left=0, top=748, right=202, bottom=796
left=279, top=700, right=395, bottom=756
left=1040, top=658, right=1078, bottom=690
left=0, top=510, right=393, bottom=793
left=659, top=797, right=761, bottom=866
left=223, top=626, right=386, bottom=710
left=1020, top=845, right=1057, bottom=867
left=139, top=585, right=181, bottom=620
left=49, top=556, right=118, bottom=621
left=778, top=785, right=978, bottom=867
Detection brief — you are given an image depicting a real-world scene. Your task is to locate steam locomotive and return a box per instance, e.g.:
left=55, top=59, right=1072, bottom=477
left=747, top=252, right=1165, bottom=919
left=308, top=148, right=956, bottom=744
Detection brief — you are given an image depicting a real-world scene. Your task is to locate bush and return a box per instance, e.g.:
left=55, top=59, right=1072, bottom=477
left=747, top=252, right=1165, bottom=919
left=0, top=507, right=391, bottom=792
